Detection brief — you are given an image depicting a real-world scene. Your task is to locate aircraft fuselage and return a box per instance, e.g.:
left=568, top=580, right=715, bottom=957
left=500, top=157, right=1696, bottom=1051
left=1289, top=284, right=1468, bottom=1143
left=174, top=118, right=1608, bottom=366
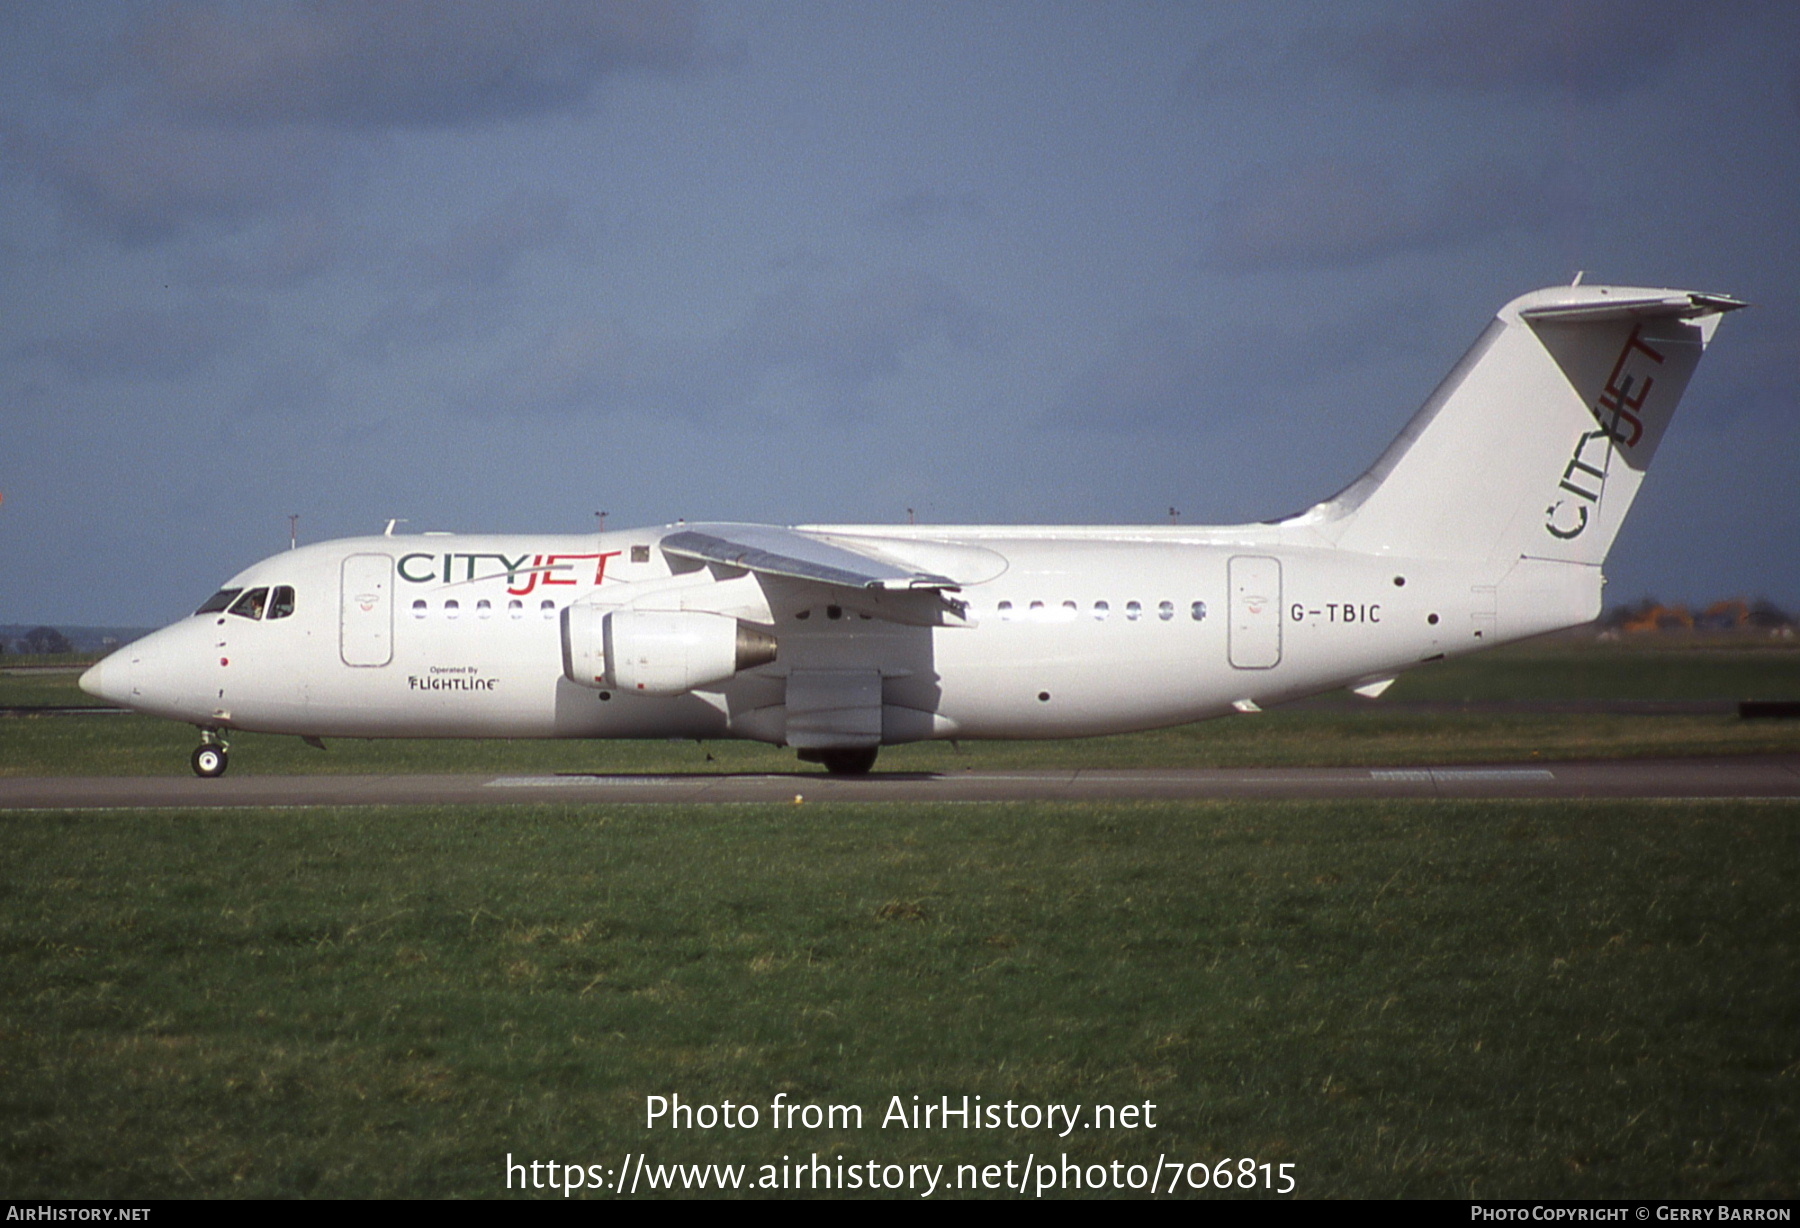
left=87, top=525, right=1585, bottom=746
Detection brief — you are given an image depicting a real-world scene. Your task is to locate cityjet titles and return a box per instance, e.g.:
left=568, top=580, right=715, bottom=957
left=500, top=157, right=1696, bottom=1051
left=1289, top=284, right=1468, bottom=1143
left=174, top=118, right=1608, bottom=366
left=397, top=550, right=621, bottom=596
left=1545, top=324, right=1665, bottom=541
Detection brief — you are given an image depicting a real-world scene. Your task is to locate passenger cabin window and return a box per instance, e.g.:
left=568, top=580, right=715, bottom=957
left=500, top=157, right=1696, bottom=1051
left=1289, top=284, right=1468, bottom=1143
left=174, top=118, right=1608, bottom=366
left=196, top=588, right=243, bottom=615
left=412, top=600, right=428, bottom=619
left=1126, top=601, right=1142, bottom=621
left=1159, top=600, right=1175, bottom=621
left=267, top=586, right=296, bottom=619
left=445, top=599, right=461, bottom=620
left=227, top=587, right=269, bottom=620
left=1093, top=600, right=1110, bottom=620
left=508, top=599, right=523, bottom=619
left=1191, top=600, right=1208, bottom=622
left=477, top=599, right=492, bottom=618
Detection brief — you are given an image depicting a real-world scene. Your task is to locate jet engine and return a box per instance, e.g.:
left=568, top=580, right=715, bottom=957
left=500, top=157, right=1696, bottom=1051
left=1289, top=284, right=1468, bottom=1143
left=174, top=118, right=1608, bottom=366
left=562, top=605, right=777, bottom=696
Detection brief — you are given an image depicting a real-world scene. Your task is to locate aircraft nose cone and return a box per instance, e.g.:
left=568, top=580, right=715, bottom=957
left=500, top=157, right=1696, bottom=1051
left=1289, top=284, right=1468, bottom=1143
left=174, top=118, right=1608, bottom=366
left=80, top=653, right=129, bottom=705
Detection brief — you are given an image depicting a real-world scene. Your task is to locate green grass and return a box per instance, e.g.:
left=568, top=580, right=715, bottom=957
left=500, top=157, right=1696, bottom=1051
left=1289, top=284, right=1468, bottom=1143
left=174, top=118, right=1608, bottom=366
left=0, top=800, right=1794, bottom=1198
left=6, top=638, right=1800, bottom=778
left=1383, top=638, right=1800, bottom=703
left=0, top=663, right=97, bottom=708
left=14, top=698, right=1800, bottom=774
left=5, top=708, right=1800, bottom=778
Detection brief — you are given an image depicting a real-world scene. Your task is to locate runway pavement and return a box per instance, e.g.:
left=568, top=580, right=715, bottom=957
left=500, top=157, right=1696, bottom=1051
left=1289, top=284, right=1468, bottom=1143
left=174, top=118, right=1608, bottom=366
left=3, top=755, right=1798, bottom=809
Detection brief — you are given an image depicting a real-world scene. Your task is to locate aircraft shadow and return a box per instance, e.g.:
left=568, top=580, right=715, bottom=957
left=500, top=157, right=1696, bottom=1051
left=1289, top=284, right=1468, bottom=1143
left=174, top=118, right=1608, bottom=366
left=543, top=770, right=945, bottom=782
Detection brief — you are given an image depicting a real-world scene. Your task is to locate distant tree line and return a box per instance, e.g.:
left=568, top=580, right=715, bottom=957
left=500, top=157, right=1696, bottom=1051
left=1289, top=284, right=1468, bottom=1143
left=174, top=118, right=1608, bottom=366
left=1599, top=598, right=1794, bottom=635
left=4, top=626, right=77, bottom=655
left=0, top=626, right=142, bottom=656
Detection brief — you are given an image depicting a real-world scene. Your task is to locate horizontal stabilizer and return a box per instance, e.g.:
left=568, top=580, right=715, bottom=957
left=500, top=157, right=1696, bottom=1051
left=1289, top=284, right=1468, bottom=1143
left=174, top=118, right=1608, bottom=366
left=1517, top=290, right=1745, bottom=323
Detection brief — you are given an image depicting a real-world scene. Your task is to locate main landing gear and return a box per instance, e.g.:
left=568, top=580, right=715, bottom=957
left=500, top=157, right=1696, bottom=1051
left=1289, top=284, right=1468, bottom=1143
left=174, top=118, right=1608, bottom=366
left=798, top=746, right=880, bottom=775
left=191, top=729, right=229, bottom=778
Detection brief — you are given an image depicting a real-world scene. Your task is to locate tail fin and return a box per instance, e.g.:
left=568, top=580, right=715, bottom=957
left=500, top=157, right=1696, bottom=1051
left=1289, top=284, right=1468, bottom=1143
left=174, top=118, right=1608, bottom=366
left=1299, top=285, right=1743, bottom=565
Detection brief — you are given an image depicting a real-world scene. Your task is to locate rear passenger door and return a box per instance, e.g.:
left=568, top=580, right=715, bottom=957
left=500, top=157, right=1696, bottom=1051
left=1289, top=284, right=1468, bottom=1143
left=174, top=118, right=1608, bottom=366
left=1228, top=555, right=1282, bottom=669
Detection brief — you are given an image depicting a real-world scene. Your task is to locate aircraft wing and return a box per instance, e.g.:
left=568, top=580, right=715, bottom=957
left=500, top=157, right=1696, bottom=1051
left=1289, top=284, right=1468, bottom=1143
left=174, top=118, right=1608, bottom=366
left=660, top=525, right=961, bottom=591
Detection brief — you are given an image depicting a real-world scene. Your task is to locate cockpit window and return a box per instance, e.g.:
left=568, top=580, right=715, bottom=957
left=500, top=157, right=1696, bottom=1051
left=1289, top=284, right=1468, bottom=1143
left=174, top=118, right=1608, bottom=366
left=267, top=586, right=296, bottom=620
left=227, top=587, right=270, bottom=620
left=196, top=588, right=243, bottom=615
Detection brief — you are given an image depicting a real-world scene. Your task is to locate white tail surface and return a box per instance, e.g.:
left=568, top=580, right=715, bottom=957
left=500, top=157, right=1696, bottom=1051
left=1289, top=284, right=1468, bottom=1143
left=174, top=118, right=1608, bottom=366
left=1299, top=285, right=1743, bottom=567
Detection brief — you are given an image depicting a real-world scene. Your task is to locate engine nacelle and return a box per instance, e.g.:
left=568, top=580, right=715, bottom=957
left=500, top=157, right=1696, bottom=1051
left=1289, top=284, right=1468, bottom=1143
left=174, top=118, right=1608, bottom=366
left=562, top=605, right=777, bottom=696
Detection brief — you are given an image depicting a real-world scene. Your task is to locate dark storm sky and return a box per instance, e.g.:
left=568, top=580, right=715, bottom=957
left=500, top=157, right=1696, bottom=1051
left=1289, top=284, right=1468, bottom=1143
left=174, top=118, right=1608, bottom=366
left=3, top=2, right=1795, bottom=624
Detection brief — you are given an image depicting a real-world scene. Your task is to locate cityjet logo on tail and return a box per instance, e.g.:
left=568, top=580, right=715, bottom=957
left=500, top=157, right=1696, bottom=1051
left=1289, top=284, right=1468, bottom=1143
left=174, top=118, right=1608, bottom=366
left=396, top=551, right=621, bottom=595
left=1544, top=325, right=1665, bottom=541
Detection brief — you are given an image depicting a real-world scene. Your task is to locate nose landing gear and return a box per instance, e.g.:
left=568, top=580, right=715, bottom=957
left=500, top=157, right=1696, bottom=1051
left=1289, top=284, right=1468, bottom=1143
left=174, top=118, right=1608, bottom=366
left=191, top=730, right=230, bottom=778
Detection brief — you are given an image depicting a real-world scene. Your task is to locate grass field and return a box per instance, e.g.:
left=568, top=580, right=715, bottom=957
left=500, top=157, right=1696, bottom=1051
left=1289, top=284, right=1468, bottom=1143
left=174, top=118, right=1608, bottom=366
left=5, top=638, right=1800, bottom=777
left=2, top=800, right=1796, bottom=1199
left=1, top=639, right=1797, bottom=1198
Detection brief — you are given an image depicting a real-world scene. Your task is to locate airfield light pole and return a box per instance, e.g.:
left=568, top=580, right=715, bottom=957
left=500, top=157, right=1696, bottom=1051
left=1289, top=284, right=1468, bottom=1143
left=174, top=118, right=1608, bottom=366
left=596, top=510, right=607, bottom=533
left=288, top=514, right=299, bottom=550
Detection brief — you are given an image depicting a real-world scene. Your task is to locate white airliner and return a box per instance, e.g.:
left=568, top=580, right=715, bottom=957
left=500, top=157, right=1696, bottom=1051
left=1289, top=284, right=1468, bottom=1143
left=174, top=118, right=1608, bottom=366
left=82, top=283, right=1741, bottom=776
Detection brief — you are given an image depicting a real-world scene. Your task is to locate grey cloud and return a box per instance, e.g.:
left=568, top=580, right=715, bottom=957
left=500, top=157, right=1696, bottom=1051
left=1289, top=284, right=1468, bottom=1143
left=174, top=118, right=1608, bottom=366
left=491, top=317, right=689, bottom=415
left=1188, top=1, right=1722, bottom=100
left=136, top=0, right=699, bottom=130
left=356, top=192, right=572, bottom=357
left=8, top=120, right=334, bottom=245
left=394, top=191, right=570, bottom=290
left=471, top=271, right=988, bottom=418
left=3, top=2, right=696, bottom=246
left=740, top=272, right=987, bottom=389
left=1338, top=0, right=1716, bottom=97
left=1049, top=316, right=1213, bottom=430
left=235, top=354, right=336, bottom=419
left=27, top=299, right=269, bottom=381
left=1686, top=301, right=1800, bottom=432
left=868, top=189, right=986, bottom=236
left=1046, top=291, right=1466, bottom=433
left=1202, top=159, right=1564, bottom=272
left=352, top=297, right=481, bottom=362
left=184, top=209, right=346, bottom=289
left=1180, top=27, right=1292, bottom=99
